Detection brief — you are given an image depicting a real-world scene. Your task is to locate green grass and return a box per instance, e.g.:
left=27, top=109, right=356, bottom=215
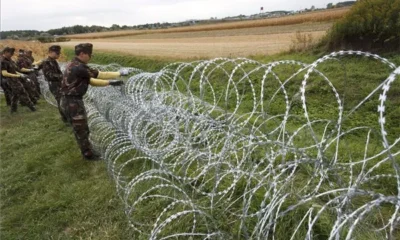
left=0, top=100, right=134, bottom=239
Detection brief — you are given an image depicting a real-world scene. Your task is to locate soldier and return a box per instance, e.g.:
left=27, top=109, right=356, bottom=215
left=0, top=76, right=12, bottom=106
left=26, top=50, right=35, bottom=64
left=16, top=49, right=40, bottom=101
left=27, top=50, right=44, bottom=68
left=0, top=50, right=12, bottom=106
left=60, top=43, right=131, bottom=160
left=1, top=47, right=36, bottom=113
left=26, top=50, right=43, bottom=91
left=40, top=45, right=68, bottom=122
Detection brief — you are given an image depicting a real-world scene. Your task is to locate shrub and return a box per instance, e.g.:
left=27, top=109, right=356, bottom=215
left=325, top=0, right=400, bottom=51
left=290, top=31, right=314, bottom=52
left=37, top=36, right=55, bottom=43
left=54, top=37, right=71, bottom=42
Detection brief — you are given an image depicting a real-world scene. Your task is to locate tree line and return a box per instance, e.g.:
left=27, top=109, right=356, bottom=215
left=1, top=23, right=175, bottom=40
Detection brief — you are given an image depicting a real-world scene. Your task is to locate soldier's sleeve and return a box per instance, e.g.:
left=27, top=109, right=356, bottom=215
left=88, top=67, right=99, bottom=78
left=0, top=60, right=8, bottom=71
left=42, top=61, right=63, bottom=81
left=14, top=62, right=23, bottom=73
left=16, top=59, right=24, bottom=69
left=12, top=61, right=26, bottom=73
left=71, top=65, right=91, bottom=83
left=1, top=61, right=16, bottom=77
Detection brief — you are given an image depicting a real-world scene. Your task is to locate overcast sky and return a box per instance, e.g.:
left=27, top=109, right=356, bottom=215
left=1, top=0, right=341, bottom=31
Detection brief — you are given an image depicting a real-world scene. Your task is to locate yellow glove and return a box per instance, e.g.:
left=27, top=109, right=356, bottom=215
left=1, top=70, right=20, bottom=78
left=97, top=72, right=121, bottom=79
left=89, top=78, right=109, bottom=86
left=20, top=68, right=34, bottom=73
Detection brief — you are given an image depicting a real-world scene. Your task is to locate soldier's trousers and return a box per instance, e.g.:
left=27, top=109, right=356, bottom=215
left=60, top=96, right=92, bottom=155
left=6, top=78, right=35, bottom=111
left=28, top=72, right=41, bottom=95
left=21, top=77, right=39, bottom=103
left=49, top=81, right=67, bottom=122
left=1, top=78, right=12, bottom=106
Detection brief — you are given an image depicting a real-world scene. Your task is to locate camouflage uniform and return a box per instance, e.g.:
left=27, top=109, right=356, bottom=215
left=1, top=53, right=35, bottom=112
left=17, top=54, right=40, bottom=100
left=0, top=78, right=12, bottom=106
left=41, top=55, right=68, bottom=122
left=60, top=43, right=100, bottom=158
left=25, top=51, right=41, bottom=93
left=26, top=51, right=34, bottom=64
left=0, top=56, right=12, bottom=106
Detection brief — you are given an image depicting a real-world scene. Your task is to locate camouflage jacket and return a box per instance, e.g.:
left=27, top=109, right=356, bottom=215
left=16, top=55, right=33, bottom=69
left=41, top=57, right=63, bottom=82
left=1, top=56, right=21, bottom=82
left=28, top=56, right=34, bottom=63
left=61, top=57, right=99, bottom=97
left=1, top=56, right=20, bottom=75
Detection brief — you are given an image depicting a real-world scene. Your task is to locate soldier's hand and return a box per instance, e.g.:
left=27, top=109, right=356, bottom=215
left=119, top=69, right=130, bottom=76
left=19, top=74, right=28, bottom=79
left=109, top=80, right=124, bottom=86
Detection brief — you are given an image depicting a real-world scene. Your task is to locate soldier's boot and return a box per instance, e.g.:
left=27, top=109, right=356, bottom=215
left=10, top=106, right=17, bottom=114
left=5, top=97, right=11, bottom=106
left=61, top=116, right=69, bottom=124
left=82, top=149, right=101, bottom=161
left=28, top=105, right=37, bottom=112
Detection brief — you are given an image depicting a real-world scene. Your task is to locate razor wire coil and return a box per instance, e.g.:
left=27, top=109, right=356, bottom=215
left=38, top=51, right=400, bottom=239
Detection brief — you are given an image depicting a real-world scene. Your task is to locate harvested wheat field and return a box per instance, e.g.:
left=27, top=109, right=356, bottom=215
left=59, top=8, right=350, bottom=59
left=60, top=24, right=328, bottom=59
left=66, top=8, right=348, bottom=39
left=60, top=31, right=325, bottom=59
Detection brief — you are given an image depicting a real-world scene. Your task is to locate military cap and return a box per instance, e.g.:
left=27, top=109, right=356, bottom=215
left=49, top=45, right=61, bottom=53
left=2, top=47, right=15, bottom=54
left=75, top=43, right=93, bottom=55
left=19, top=49, right=25, bottom=54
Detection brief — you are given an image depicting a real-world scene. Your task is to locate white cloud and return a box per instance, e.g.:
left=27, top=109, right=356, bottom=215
left=1, top=0, right=341, bottom=31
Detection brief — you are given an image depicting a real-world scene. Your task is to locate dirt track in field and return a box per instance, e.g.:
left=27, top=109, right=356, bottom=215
left=60, top=23, right=330, bottom=59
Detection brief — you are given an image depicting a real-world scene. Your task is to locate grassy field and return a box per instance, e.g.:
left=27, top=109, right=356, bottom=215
left=1, top=49, right=399, bottom=238
left=0, top=99, right=136, bottom=239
